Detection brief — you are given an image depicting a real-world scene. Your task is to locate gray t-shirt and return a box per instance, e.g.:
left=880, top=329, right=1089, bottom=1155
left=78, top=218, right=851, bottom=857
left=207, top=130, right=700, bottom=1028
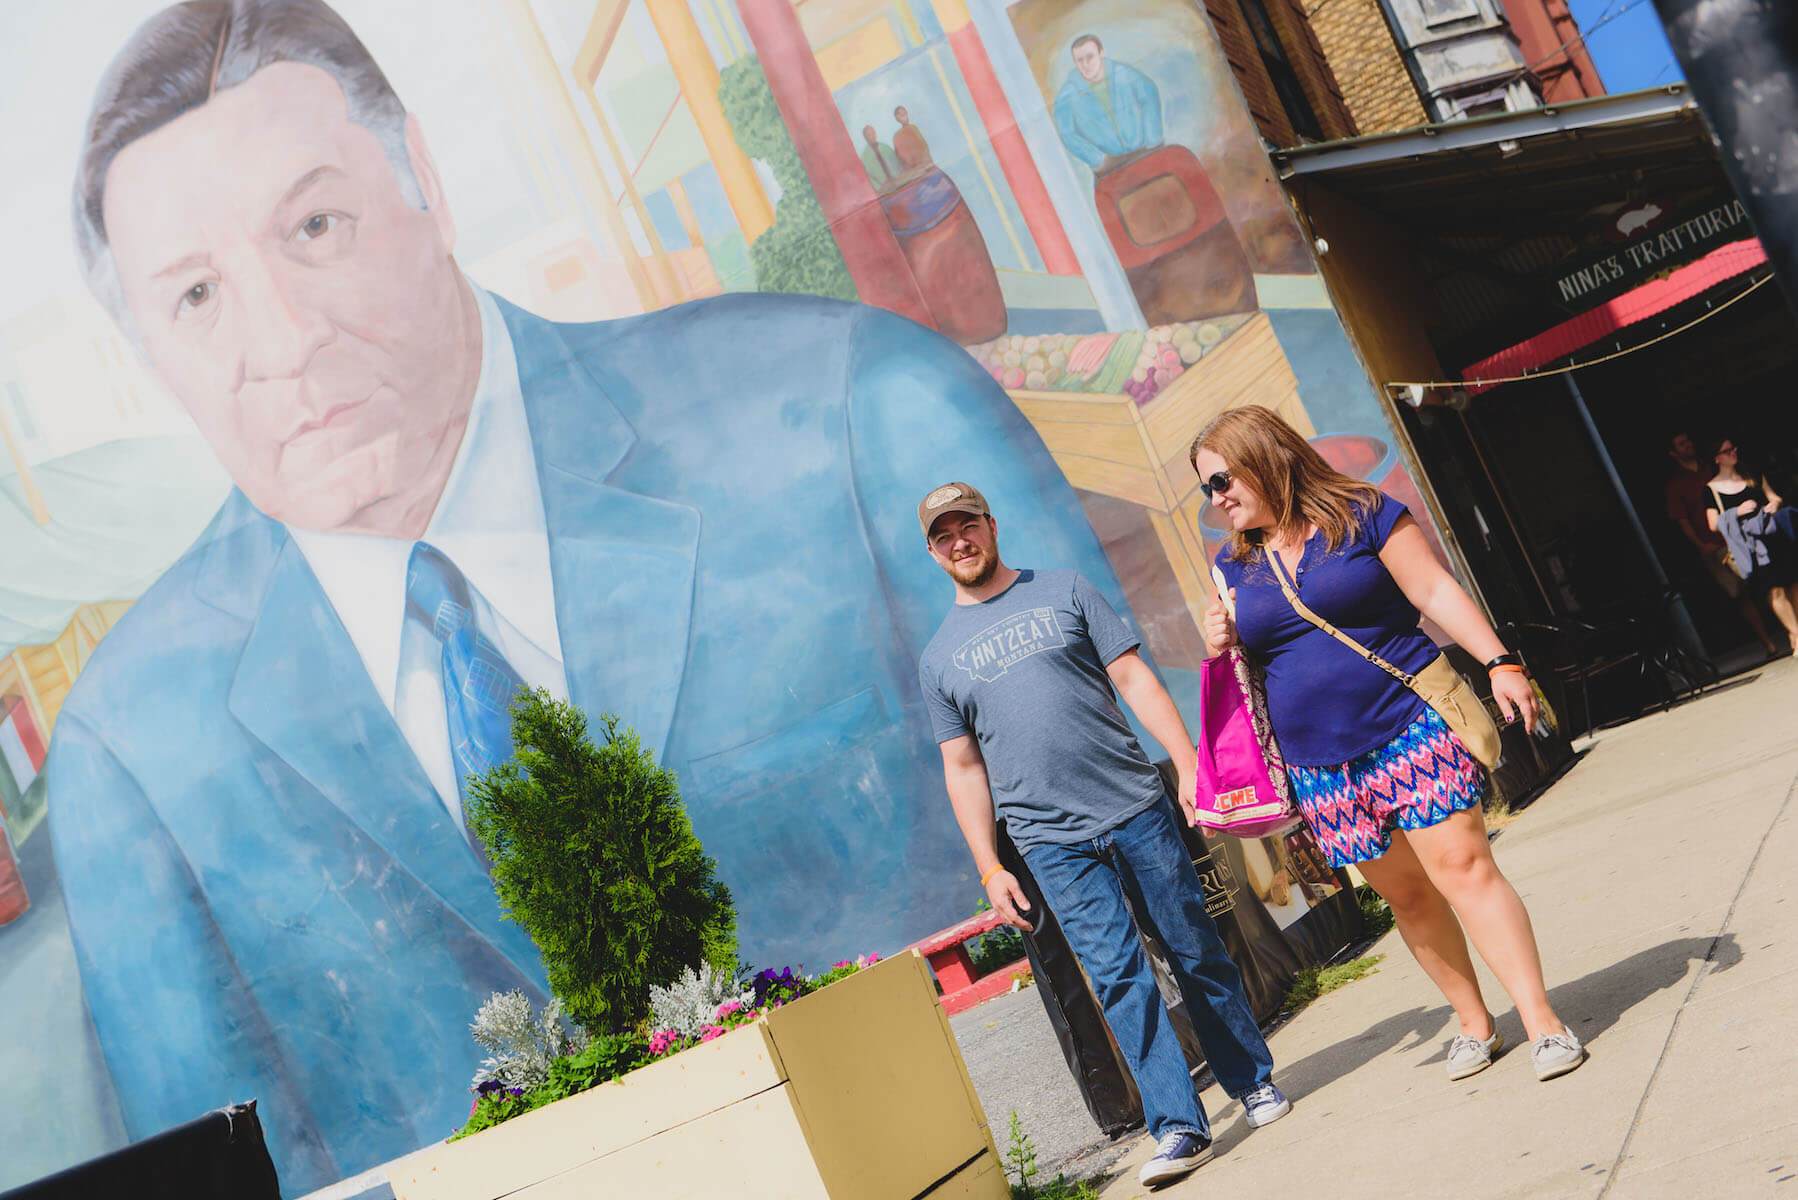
left=919, top=568, right=1167, bottom=851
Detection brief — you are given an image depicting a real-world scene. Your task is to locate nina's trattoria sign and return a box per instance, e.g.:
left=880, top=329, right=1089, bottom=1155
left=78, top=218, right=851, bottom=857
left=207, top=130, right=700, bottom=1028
left=1554, top=197, right=1754, bottom=307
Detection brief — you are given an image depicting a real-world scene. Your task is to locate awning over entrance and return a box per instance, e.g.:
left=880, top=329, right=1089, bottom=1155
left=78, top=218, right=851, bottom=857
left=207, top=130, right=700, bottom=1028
left=1459, top=237, right=1770, bottom=394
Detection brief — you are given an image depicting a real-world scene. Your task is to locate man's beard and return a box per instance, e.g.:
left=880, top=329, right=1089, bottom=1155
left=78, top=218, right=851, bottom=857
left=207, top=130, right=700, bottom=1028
left=950, top=551, right=998, bottom=588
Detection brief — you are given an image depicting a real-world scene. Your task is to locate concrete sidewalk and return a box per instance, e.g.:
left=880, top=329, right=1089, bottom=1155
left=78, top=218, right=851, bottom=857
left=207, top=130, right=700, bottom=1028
left=1067, top=658, right=1798, bottom=1199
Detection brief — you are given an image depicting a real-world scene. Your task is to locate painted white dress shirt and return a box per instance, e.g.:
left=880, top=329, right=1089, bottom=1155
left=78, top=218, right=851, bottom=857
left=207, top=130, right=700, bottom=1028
left=292, top=286, right=569, bottom=827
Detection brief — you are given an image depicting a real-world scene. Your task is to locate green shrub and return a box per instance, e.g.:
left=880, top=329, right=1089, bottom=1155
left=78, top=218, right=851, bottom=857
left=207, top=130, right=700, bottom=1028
left=465, top=690, right=736, bottom=1032
left=1356, top=884, right=1395, bottom=937
left=1282, top=954, right=1384, bottom=1015
left=717, top=57, right=857, bottom=301
left=1004, top=1110, right=1099, bottom=1200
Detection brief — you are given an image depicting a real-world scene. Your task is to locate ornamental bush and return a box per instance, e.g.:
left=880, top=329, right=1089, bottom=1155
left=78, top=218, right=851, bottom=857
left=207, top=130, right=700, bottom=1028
left=465, top=690, right=737, bottom=1032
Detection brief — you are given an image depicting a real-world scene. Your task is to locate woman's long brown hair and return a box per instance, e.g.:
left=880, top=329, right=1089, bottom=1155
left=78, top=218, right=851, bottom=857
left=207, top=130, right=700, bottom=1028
left=1188, top=406, right=1380, bottom=562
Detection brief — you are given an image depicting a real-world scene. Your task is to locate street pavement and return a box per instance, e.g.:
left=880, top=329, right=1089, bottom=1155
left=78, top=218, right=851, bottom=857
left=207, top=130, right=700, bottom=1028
left=951, top=657, right=1798, bottom=1199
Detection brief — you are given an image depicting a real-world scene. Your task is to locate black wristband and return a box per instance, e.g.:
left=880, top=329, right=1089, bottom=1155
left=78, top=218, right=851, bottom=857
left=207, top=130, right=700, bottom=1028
left=1485, top=652, right=1523, bottom=670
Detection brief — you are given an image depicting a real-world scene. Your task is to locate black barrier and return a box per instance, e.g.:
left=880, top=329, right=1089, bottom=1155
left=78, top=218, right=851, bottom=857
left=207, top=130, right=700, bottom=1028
left=0, top=1102, right=281, bottom=1200
left=999, top=763, right=1362, bottom=1134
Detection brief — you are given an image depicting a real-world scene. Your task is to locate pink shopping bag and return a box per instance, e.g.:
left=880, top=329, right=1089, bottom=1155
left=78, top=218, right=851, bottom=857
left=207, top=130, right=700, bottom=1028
left=1190, top=647, right=1300, bottom=838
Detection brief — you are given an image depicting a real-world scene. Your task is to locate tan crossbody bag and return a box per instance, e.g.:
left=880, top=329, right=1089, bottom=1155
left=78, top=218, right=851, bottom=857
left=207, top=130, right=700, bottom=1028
left=1268, top=550, right=1502, bottom=770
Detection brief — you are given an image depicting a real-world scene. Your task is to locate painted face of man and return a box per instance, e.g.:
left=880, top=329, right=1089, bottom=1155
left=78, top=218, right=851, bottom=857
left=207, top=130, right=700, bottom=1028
left=863, top=124, right=879, bottom=144
left=927, top=512, right=1000, bottom=588
left=1072, top=41, right=1105, bottom=84
left=103, top=61, right=477, bottom=534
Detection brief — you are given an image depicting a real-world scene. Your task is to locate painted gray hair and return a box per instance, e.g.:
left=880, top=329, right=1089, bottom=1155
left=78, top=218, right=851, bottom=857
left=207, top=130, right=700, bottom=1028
left=72, top=0, right=422, bottom=334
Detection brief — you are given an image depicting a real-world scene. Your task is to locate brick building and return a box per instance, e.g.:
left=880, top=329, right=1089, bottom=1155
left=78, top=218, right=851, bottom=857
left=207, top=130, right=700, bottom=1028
left=1309, top=0, right=1430, bottom=133
left=1208, top=0, right=1605, bottom=145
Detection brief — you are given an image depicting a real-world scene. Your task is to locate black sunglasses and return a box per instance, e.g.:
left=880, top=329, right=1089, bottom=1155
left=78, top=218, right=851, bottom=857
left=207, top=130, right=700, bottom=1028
left=1199, top=470, right=1233, bottom=501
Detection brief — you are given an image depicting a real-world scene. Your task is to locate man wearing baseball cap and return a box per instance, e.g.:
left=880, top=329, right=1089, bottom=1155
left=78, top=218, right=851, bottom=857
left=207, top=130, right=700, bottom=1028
left=915, top=483, right=1289, bottom=1188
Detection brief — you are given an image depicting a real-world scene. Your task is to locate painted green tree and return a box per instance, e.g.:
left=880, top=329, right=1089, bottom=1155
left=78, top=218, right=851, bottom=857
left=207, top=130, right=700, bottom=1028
left=718, top=56, right=858, bottom=301
left=466, top=690, right=737, bottom=1032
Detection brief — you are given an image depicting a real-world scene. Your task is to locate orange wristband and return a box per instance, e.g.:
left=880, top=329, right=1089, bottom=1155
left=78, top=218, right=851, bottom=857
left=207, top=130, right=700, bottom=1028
left=1489, top=664, right=1527, bottom=676
left=979, top=864, right=1004, bottom=887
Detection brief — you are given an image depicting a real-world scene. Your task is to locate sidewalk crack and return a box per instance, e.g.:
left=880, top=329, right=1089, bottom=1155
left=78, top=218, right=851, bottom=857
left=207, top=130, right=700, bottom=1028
left=1596, top=768, right=1795, bottom=1197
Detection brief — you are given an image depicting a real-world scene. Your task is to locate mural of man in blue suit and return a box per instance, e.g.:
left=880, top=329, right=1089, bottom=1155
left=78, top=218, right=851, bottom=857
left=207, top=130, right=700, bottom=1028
left=48, top=0, right=1151, bottom=1189
left=1053, top=34, right=1165, bottom=171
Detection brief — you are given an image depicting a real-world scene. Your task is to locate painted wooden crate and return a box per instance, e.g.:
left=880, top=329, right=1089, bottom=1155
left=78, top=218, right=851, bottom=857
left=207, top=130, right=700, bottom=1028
left=390, top=950, right=1008, bottom=1199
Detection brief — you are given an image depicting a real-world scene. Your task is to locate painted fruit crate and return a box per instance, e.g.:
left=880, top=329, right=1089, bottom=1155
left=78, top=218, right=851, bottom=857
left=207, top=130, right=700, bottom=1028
left=390, top=950, right=1008, bottom=1200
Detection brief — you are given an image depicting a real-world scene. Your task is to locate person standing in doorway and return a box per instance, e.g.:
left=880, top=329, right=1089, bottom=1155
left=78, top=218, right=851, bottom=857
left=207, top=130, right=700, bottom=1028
left=1704, top=436, right=1798, bottom=647
left=1193, top=407, right=1589, bottom=1086
left=1664, top=431, right=1778, bottom=656
left=916, top=482, right=1289, bottom=1189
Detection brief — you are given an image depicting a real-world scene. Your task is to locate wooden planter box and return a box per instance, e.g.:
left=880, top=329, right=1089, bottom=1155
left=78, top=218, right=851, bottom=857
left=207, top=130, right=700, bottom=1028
left=390, top=951, right=1008, bottom=1199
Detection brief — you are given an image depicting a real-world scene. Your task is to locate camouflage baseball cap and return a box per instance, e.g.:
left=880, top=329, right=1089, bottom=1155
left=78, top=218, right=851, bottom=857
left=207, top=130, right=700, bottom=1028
left=918, top=481, right=991, bottom=538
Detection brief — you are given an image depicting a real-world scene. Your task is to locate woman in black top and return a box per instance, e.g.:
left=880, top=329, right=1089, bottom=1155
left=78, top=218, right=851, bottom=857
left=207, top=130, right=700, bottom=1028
left=1704, top=438, right=1798, bottom=648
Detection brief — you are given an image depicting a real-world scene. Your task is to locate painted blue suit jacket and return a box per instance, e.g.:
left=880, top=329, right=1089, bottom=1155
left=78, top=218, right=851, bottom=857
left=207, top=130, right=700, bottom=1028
left=46, top=293, right=1149, bottom=1191
left=1054, top=61, right=1164, bottom=168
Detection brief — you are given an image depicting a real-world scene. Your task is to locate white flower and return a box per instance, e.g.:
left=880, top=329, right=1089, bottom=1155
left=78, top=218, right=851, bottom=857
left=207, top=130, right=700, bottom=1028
left=648, top=962, right=741, bottom=1040
left=468, top=991, right=585, bottom=1091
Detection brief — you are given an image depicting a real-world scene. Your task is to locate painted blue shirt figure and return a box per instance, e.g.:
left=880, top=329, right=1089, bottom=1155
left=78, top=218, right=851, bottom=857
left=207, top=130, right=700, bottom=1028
left=1054, top=34, right=1164, bottom=169
left=47, top=2, right=1139, bottom=1191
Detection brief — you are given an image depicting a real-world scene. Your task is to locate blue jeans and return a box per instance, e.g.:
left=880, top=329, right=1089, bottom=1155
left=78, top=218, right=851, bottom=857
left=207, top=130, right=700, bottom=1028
left=1023, top=798, right=1273, bottom=1142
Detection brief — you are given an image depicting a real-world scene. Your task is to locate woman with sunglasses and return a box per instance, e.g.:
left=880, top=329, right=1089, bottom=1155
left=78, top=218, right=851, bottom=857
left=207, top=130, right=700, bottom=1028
left=1191, top=406, right=1586, bottom=1083
left=1706, top=436, right=1798, bottom=650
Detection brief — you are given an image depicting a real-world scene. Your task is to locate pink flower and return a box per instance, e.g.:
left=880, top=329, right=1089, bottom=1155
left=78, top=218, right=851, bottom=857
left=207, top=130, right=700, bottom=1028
left=833, top=960, right=852, bottom=970
left=699, top=1024, right=726, bottom=1042
left=714, top=1000, right=743, bottom=1020
left=854, top=952, right=881, bottom=969
left=649, top=1029, right=681, bottom=1055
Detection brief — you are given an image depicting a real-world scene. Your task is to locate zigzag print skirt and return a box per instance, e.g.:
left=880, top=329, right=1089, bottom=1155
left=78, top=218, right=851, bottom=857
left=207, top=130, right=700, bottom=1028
left=1286, top=706, right=1487, bottom=868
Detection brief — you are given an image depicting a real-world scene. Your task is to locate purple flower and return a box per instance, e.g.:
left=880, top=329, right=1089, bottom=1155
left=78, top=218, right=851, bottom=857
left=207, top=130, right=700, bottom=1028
left=752, top=965, right=803, bottom=1007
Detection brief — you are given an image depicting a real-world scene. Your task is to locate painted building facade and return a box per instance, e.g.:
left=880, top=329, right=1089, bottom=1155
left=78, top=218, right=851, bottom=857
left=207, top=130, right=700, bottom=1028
left=0, top=0, right=1440, bottom=1189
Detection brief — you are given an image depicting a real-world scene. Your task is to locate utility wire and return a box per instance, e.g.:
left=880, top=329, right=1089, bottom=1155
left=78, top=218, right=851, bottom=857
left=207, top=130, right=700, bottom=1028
left=1514, top=0, right=1647, bottom=78
left=1385, top=271, right=1775, bottom=392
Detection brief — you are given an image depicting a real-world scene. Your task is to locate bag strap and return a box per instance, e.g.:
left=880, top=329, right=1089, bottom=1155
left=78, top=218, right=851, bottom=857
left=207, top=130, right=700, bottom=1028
left=1267, top=548, right=1418, bottom=689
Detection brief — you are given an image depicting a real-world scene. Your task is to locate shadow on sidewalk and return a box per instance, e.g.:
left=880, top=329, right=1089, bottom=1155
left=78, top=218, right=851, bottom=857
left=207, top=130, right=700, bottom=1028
left=1265, top=933, right=1743, bottom=1104
left=1543, top=932, right=1742, bottom=1045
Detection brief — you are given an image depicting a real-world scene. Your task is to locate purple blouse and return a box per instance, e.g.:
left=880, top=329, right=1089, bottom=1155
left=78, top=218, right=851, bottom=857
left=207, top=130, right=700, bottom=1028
left=1214, top=494, right=1439, bottom=765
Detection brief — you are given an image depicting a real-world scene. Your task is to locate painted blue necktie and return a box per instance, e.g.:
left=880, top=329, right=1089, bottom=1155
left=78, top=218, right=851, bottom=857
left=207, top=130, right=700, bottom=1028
left=404, top=542, right=526, bottom=842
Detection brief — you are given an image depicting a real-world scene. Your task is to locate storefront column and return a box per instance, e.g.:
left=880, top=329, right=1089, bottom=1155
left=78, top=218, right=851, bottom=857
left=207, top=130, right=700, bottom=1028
left=926, top=0, right=1081, bottom=276
left=644, top=0, right=775, bottom=242
left=735, top=0, right=936, bottom=327
left=1564, top=373, right=1707, bottom=660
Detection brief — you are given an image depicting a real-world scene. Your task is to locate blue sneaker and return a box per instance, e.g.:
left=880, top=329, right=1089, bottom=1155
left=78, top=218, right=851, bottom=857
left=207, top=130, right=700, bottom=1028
left=1243, top=1082, right=1291, bottom=1128
left=1139, top=1130, right=1213, bottom=1187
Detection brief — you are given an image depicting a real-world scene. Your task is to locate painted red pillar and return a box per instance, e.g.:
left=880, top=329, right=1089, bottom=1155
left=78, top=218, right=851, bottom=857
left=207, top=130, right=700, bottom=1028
left=935, top=2, right=1082, bottom=276
left=735, top=0, right=936, bottom=327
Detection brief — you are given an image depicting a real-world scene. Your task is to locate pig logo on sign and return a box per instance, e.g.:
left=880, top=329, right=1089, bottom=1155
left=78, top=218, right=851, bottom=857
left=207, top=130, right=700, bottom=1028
left=1615, top=202, right=1665, bottom=237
